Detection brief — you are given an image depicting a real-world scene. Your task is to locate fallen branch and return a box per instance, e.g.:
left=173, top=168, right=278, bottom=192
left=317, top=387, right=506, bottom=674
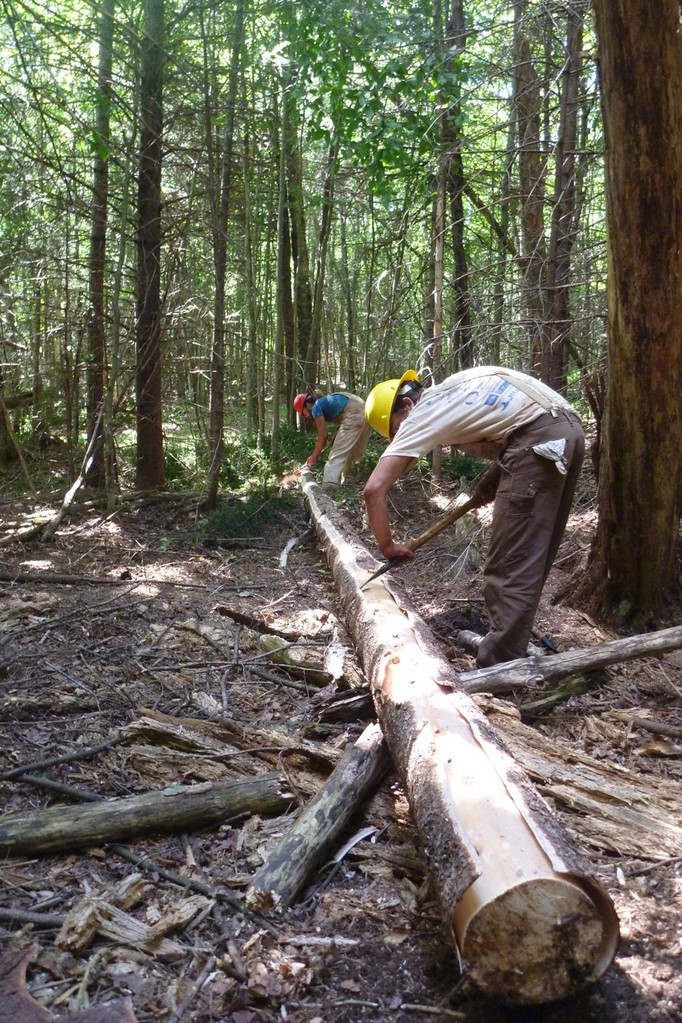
left=0, top=569, right=130, bottom=586
left=0, top=775, right=292, bottom=856
left=0, top=906, right=64, bottom=928
left=215, top=605, right=303, bottom=638
left=458, top=625, right=682, bottom=694
left=0, top=732, right=128, bottom=782
left=246, top=722, right=390, bottom=910
left=608, top=710, right=682, bottom=741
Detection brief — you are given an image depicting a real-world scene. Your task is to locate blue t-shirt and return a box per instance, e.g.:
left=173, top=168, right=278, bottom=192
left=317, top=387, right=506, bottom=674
left=311, top=393, right=349, bottom=422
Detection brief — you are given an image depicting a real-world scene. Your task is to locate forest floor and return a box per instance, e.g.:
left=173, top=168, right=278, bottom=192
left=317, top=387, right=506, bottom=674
left=0, top=452, right=681, bottom=1023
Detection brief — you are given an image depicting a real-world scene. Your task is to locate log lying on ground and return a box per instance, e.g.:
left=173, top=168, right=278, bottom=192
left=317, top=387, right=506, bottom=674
left=298, top=469, right=619, bottom=1007
left=459, top=624, right=682, bottom=694
left=0, top=775, right=292, bottom=856
left=246, top=721, right=390, bottom=910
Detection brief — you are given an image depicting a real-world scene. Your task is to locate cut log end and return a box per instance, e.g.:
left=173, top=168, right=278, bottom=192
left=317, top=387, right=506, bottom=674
left=454, top=875, right=619, bottom=1005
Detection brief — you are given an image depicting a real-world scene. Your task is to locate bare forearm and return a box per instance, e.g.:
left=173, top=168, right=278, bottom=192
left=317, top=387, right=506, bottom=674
left=364, top=488, right=395, bottom=555
left=363, top=454, right=415, bottom=560
left=307, top=417, right=328, bottom=465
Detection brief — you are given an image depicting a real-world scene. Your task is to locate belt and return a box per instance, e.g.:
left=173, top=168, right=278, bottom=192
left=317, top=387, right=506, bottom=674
left=506, top=408, right=581, bottom=445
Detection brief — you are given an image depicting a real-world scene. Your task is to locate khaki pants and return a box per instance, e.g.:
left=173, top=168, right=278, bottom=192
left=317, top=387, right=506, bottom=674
left=323, top=396, right=371, bottom=484
left=476, top=410, right=585, bottom=668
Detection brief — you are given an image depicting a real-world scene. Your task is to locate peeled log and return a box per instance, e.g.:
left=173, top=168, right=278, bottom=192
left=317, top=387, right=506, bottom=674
left=299, top=469, right=619, bottom=1006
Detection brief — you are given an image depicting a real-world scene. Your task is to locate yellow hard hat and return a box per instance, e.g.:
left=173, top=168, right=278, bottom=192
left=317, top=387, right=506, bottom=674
left=365, top=369, right=420, bottom=439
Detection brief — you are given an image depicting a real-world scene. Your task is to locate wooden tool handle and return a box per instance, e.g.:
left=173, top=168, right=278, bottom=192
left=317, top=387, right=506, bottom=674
left=409, top=495, right=477, bottom=552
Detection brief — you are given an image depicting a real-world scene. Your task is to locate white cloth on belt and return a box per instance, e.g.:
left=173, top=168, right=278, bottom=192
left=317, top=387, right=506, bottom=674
left=532, top=438, right=567, bottom=475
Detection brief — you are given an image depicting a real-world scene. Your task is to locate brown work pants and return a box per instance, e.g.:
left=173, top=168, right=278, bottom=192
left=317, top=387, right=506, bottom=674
left=476, top=410, right=585, bottom=668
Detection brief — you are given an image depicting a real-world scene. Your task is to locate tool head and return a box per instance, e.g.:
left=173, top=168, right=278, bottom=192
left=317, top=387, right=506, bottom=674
left=360, top=556, right=406, bottom=589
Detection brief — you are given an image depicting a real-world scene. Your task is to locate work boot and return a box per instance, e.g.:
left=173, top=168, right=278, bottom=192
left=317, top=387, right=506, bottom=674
left=456, top=630, right=482, bottom=654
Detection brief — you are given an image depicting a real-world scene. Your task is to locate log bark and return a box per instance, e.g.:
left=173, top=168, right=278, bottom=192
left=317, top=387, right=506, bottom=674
left=459, top=624, right=682, bottom=694
left=246, top=722, right=390, bottom=910
left=298, top=468, right=619, bottom=1006
left=0, top=775, right=291, bottom=856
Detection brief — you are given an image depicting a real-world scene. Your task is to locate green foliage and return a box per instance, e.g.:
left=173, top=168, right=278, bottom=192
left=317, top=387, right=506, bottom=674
left=448, top=451, right=489, bottom=481
left=198, top=486, right=298, bottom=540
left=220, top=431, right=280, bottom=488
left=164, top=446, right=195, bottom=490
left=261, top=424, right=311, bottom=469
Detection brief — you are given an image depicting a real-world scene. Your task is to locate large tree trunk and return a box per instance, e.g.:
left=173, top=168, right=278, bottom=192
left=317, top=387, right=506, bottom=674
left=577, top=0, right=682, bottom=622
left=298, top=471, right=619, bottom=1006
left=135, top=0, right=165, bottom=491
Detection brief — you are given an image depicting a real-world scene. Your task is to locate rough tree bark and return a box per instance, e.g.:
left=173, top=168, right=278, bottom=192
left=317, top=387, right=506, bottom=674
left=205, top=0, right=246, bottom=510
left=543, top=0, right=586, bottom=392
left=135, top=0, right=165, bottom=491
left=0, top=776, right=291, bottom=856
left=85, top=0, right=115, bottom=490
left=246, top=722, right=390, bottom=910
left=577, top=0, right=682, bottom=621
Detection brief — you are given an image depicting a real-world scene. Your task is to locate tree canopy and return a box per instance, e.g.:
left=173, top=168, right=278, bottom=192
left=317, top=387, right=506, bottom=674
left=1, top=0, right=680, bottom=624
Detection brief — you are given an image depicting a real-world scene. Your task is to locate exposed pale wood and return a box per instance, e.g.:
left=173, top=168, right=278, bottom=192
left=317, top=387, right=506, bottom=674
left=298, top=468, right=619, bottom=1006
left=458, top=625, right=682, bottom=694
left=246, top=722, right=390, bottom=910
left=0, top=775, right=291, bottom=856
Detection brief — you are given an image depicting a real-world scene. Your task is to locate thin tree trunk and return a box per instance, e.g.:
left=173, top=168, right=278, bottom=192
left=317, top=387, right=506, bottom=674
left=206, top=0, right=246, bottom=510
left=286, top=95, right=313, bottom=389
left=514, top=1, right=549, bottom=371
left=135, top=0, right=165, bottom=491
left=273, top=82, right=292, bottom=450
left=543, top=0, right=586, bottom=392
left=306, top=139, right=338, bottom=386
left=441, top=0, right=472, bottom=370
left=85, top=0, right=116, bottom=489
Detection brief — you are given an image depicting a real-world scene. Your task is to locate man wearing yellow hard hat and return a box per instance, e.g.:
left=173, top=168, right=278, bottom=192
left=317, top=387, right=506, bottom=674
left=363, top=366, right=585, bottom=668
